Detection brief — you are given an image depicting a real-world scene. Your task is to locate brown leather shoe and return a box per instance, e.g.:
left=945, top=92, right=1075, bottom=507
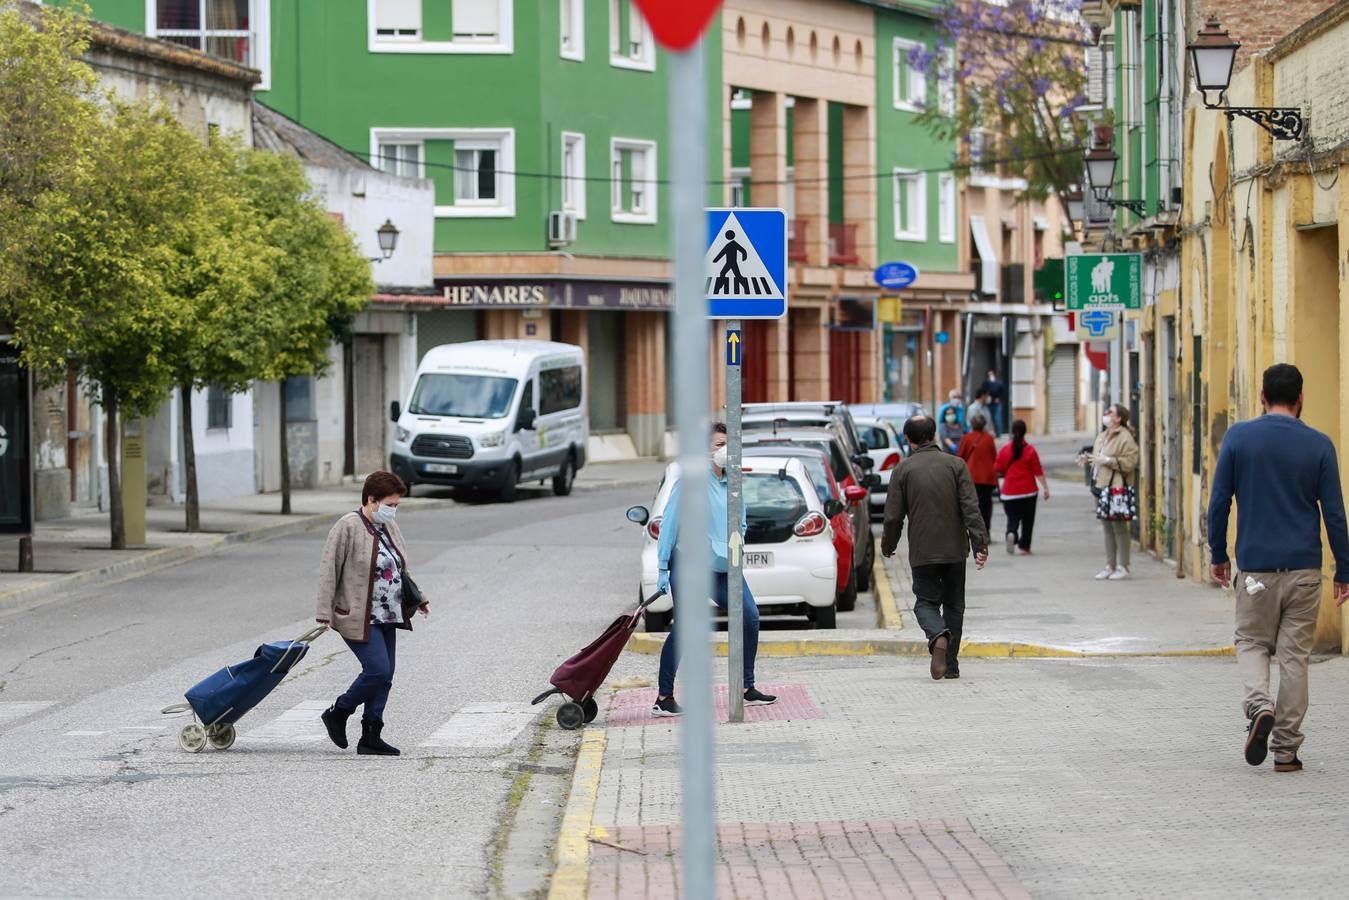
left=1244, top=710, right=1275, bottom=766
left=1274, top=756, right=1303, bottom=773
left=930, top=636, right=949, bottom=680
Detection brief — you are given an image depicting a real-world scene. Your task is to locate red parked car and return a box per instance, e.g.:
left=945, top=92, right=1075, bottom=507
left=743, top=443, right=869, bottom=611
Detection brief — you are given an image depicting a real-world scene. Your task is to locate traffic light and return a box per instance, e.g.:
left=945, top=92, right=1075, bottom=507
left=1034, top=258, right=1065, bottom=309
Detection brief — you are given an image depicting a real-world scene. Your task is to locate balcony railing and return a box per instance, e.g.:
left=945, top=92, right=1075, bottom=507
left=828, top=223, right=858, bottom=266
left=789, top=219, right=808, bottom=263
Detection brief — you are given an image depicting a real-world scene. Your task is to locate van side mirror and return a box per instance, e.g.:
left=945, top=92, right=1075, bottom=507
left=516, top=407, right=537, bottom=432
left=824, top=499, right=845, bottom=518
left=865, top=473, right=882, bottom=489
left=853, top=454, right=874, bottom=470
left=626, top=505, right=650, bottom=526
left=389, top=401, right=401, bottom=423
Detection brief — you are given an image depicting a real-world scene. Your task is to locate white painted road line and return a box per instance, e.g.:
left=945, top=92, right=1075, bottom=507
left=0, top=701, right=56, bottom=725
left=64, top=730, right=107, bottom=737
left=238, top=700, right=330, bottom=743
left=419, top=702, right=538, bottom=749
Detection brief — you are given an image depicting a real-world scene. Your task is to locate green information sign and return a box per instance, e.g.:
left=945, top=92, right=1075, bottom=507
left=1065, top=253, right=1142, bottom=311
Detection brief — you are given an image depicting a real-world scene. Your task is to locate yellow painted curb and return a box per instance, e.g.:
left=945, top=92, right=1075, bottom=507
left=547, top=727, right=607, bottom=900
left=873, top=541, right=904, bottom=631
left=625, top=630, right=1235, bottom=659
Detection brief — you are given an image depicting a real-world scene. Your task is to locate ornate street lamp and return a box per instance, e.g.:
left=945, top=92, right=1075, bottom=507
left=374, top=219, right=400, bottom=261
left=1187, top=17, right=1304, bottom=141
left=1083, top=131, right=1145, bottom=218
left=1065, top=188, right=1085, bottom=228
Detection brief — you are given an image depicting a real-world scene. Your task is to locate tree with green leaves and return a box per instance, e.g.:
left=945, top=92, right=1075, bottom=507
left=911, top=0, right=1095, bottom=223
left=235, top=149, right=374, bottom=515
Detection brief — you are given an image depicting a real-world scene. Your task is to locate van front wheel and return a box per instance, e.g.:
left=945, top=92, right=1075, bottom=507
left=552, top=455, right=575, bottom=496
left=498, top=460, right=520, bottom=503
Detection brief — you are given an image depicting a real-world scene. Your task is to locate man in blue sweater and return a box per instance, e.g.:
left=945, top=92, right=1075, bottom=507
left=1208, top=364, right=1349, bottom=773
left=652, top=423, right=777, bottom=717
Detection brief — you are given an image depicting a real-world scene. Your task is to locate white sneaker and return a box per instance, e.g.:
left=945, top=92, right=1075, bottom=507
left=1108, top=567, right=1130, bottom=580
left=1005, top=533, right=1016, bottom=555
left=1095, top=567, right=1115, bottom=580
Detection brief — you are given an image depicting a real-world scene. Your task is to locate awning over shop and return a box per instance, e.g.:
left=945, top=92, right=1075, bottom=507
left=969, top=215, right=998, bottom=296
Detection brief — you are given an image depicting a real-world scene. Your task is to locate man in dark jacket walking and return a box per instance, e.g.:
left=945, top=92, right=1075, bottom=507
left=882, top=415, right=990, bottom=679
left=1208, top=364, right=1349, bottom=773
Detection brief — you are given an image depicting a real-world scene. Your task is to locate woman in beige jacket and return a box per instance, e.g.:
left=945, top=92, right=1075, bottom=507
left=1088, top=404, right=1140, bottom=580
left=316, top=471, right=429, bottom=756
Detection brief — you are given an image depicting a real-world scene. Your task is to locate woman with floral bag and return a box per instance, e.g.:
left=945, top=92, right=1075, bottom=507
left=1088, top=405, right=1140, bottom=580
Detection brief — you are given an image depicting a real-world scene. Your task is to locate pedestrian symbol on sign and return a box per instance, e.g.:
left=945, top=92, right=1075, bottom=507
left=712, top=230, right=750, bottom=295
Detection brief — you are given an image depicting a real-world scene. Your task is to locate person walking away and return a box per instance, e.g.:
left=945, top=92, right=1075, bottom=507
left=958, top=414, right=998, bottom=536
left=978, top=370, right=1008, bottom=435
left=1208, top=364, right=1349, bottom=773
left=652, top=423, right=777, bottom=716
left=316, top=471, right=429, bottom=756
left=882, top=416, right=989, bottom=680
left=939, top=406, right=965, bottom=454
left=1091, top=405, right=1140, bottom=579
left=965, top=392, right=994, bottom=435
left=994, top=420, right=1050, bottom=555
left=937, top=389, right=966, bottom=431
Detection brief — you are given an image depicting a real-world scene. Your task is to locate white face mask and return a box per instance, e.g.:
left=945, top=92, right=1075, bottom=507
left=373, top=503, right=397, bottom=524
left=1103, top=414, right=1115, bottom=428
left=711, top=446, right=728, bottom=469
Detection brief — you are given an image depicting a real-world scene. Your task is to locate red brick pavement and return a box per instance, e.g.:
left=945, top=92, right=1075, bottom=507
left=605, top=683, right=823, bottom=728
left=585, top=818, right=1032, bottom=899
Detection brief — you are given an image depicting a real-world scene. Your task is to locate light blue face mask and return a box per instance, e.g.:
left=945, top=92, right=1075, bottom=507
left=373, top=503, right=397, bottom=524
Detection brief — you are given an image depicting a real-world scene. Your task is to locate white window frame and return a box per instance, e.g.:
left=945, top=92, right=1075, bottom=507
left=375, top=141, right=424, bottom=178
left=937, top=172, right=956, bottom=244
left=729, top=166, right=750, bottom=208
left=367, top=0, right=514, bottom=55
left=938, top=47, right=956, bottom=117
left=609, top=0, right=655, bottom=72
left=893, top=169, right=927, bottom=242
left=892, top=37, right=926, bottom=113
left=561, top=131, right=587, bottom=219
left=370, top=128, right=515, bottom=218
left=610, top=138, right=658, bottom=224
left=560, top=0, right=585, bottom=61
left=147, top=0, right=272, bottom=91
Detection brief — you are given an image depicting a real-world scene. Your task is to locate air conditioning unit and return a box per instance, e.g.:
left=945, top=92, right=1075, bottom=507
left=548, top=210, right=578, bottom=247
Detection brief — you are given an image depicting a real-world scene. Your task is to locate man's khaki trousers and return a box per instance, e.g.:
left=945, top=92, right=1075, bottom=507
left=1234, top=568, right=1321, bottom=761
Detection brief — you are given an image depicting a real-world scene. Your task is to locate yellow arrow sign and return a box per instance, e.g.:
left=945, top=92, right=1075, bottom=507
left=726, top=329, right=742, bottom=366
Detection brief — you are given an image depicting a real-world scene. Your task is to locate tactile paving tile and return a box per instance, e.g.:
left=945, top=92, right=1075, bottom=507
left=605, top=683, right=822, bottom=727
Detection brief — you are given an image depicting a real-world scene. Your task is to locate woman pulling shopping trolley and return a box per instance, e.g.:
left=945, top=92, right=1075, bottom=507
left=315, top=471, right=429, bottom=756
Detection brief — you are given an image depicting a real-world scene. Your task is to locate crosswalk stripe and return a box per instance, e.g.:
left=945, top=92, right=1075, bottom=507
left=0, top=701, right=56, bottom=725
left=64, top=730, right=107, bottom=737
left=418, top=702, right=538, bottom=749
left=239, top=699, right=330, bottom=743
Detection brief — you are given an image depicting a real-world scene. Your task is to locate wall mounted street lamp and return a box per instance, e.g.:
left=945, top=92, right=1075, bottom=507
left=1083, top=134, right=1145, bottom=217
left=371, top=219, right=400, bottom=262
left=1065, top=187, right=1085, bottom=230
left=1187, top=17, right=1305, bottom=141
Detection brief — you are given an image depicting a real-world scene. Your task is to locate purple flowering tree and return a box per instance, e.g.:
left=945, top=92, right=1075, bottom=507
left=911, top=0, right=1096, bottom=223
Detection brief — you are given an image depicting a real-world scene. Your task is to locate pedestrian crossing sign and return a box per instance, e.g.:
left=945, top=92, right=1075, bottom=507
left=705, top=208, right=788, bottom=319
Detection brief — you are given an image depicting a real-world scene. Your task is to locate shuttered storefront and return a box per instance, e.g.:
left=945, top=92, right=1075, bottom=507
left=1047, top=346, right=1078, bottom=433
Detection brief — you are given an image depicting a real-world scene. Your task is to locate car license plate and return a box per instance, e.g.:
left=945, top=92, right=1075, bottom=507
left=423, top=463, right=458, bottom=474
left=743, top=552, right=773, bottom=568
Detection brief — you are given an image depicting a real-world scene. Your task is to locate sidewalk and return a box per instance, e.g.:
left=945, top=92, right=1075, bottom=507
left=561, top=653, right=1349, bottom=899
left=0, top=460, right=663, bottom=606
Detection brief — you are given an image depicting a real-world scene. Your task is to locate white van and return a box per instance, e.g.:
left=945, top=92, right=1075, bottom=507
left=389, top=341, right=587, bottom=501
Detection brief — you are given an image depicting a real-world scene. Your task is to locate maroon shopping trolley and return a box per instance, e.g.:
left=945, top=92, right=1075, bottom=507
left=531, top=592, right=665, bottom=729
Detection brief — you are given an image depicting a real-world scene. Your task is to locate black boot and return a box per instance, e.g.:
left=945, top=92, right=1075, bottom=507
left=357, top=719, right=400, bottom=756
left=321, top=704, right=354, bottom=749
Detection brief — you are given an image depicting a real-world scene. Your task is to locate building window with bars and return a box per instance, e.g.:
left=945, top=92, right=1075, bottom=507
left=151, top=1, right=270, bottom=88
left=206, top=384, right=232, bottom=430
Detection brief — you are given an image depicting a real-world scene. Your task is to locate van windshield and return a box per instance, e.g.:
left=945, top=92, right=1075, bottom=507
left=409, top=373, right=519, bottom=419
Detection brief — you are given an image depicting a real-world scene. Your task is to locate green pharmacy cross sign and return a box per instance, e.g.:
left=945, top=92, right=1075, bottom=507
left=1066, top=253, right=1143, bottom=311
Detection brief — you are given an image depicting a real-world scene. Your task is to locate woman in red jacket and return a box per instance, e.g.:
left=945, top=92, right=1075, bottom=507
left=958, top=413, right=999, bottom=535
left=994, top=419, right=1050, bottom=554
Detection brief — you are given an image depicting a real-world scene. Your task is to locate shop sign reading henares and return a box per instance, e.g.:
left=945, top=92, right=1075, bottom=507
left=437, top=281, right=672, bottom=310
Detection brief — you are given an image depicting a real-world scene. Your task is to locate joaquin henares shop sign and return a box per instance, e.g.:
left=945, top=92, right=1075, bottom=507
left=437, top=280, right=672, bottom=310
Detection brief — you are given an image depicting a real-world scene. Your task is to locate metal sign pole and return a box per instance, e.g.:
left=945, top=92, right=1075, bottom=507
left=670, top=40, right=717, bottom=900
left=725, top=320, right=744, bottom=723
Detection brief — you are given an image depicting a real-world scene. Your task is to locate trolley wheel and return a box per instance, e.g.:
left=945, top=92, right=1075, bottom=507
left=581, top=698, right=599, bottom=723
left=206, top=723, right=237, bottom=751
left=556, top=702, right=586, bottom=730
left=178, top=723, right=207, bottom=753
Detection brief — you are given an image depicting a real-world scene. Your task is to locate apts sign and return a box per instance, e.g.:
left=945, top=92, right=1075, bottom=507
left=1065, top=253, right=1142, bottom=311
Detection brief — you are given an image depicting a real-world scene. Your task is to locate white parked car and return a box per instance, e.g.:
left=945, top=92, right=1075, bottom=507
left=625, top=457, right=842, bottom=631
left=853, top=415, right=905, bottom=514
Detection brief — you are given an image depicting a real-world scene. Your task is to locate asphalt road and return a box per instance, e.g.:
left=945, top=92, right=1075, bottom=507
left=0, top=482, right=651, bottom=899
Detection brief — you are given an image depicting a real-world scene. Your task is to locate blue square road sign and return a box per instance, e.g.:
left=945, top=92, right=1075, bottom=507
left=705, top=208, right=788, bottom=319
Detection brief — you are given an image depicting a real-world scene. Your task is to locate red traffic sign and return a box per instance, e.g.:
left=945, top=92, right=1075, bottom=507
left=631, top=0, right=722, bottom=51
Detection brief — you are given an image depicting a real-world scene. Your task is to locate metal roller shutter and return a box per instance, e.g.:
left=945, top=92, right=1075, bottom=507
left=416, top=311, right=480, bottom=364
left=1047, top=348, right=1077, bottom=433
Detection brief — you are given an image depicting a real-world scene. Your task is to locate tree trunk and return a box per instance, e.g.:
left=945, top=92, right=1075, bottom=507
left=181, top=384, right=200, bottom=533
left=105, top=391, right=125, bottom=550
left=279, top=379, right=291, bottom=515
